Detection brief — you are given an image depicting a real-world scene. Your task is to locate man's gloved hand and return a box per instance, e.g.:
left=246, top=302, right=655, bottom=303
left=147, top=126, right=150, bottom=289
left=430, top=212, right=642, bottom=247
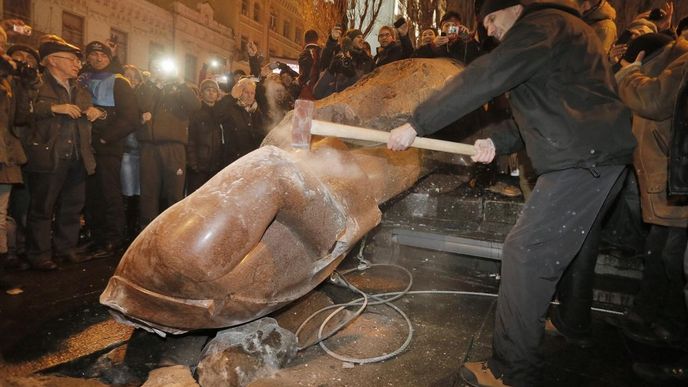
left=471, top=138, right=496, bottom=163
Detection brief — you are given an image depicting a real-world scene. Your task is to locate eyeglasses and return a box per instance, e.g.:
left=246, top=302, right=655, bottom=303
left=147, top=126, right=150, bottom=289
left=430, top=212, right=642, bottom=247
left=378, top=32, right=392, bottom=38
left=51, top=55, right=82, bottom=64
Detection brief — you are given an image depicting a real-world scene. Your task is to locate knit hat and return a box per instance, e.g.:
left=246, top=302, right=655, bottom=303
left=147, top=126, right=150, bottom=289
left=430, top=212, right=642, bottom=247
left=200, top=78, right=219, bottom=91
left=346, top=29, right=363, bottom=40
left=38, top=40, right=81, bottom=61
left=478, top=0, right=521, bottom=21
left=85, top=41, right=112, bottom=59
left=622, top=32, right=673, bottom=63
left=7, top=44, right=39, bottom=64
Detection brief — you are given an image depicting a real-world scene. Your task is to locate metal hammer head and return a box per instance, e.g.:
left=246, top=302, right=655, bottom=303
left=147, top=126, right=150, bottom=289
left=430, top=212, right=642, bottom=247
left=292, top=99, right=314, bottom=149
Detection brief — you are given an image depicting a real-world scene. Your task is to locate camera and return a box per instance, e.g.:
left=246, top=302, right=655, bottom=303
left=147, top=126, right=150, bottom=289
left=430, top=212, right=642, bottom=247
left=0, top=56, right=38, bottom=83
left=447, top=25, right=459, bottom=35
left=12, top=24, right=31, bottom=36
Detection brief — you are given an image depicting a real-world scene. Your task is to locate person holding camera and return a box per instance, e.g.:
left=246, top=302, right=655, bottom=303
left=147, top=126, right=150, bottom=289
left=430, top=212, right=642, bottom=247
left=79, top=41, right=139, bottom=258
left=4, top=44, right=40, bottom=269
left=0, top=26, right=30, bottom=288
left=314, top=28, right=374, bottom=99
left=373, top=21, right=413, bottom=68
left=137, top=61, right=200, bottom=228
left=25, top=38, right=101, bottom=270
left=426, top=11, right=481, bottom=64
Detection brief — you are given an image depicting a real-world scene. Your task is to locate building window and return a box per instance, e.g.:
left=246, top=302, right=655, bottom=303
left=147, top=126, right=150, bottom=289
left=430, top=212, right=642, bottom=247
left=110, top=28, right=128, bottom=64
left=185, top=54, right=197, bottom=83
left=283, top=19, right=290, bottom=38
left=295, top=27, right=303, bottom=45
left=4, top=0, right=31, bottom=22
left=149, top=42, right=164, bottom=71
left=253, top=3, right=261, bottom=23
left=62, top=12, right=84, bottom=48
left=241, top=0, right=249, bottom=16
left=270, top=11, right=277, bottom=32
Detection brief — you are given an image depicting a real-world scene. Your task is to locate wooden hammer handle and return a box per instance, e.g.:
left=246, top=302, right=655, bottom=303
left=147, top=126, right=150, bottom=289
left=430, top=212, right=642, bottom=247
left=310, top=120, right=476, bottom=156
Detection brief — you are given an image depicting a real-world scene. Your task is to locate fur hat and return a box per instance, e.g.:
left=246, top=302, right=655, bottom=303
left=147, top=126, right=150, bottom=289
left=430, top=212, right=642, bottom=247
left=200, top=78, right=219, bottom=91
left=85, top=41, right=112, bottom=59
left=478, top=0, right=521, bottom=21
left=7, top=44, right=39, bottom=64
left=38, top=40, right=81, bottom=61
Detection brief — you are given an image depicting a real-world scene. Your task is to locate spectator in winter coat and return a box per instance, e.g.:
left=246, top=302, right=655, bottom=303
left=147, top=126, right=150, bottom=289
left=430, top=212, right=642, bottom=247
left=577, top=0, right=617, bottom=53
left=137, top=62, right=200, bottom=227
left=612, top=30, right=688, bottom=352
left=121, top=64, right=147, bottom=241
left=412, top=28, right=438, bottom=58
left=0, top=27, right=28, bottom=288
left=373, top=24, right=413, bottom=67
left=314, top=29, right=374, bottom=99
left=80, top=41, right=139, bottom=257
left=186, top=79, right=224, bottom=193
left=297, top=29, right=321, bottom=100
left=215, top=78, right=265, bottom=165
left=26, top=38, right=99, bottom=270
left=623, top=27, right=688, bottom=387
left=420, top=11, right=481, bottom=64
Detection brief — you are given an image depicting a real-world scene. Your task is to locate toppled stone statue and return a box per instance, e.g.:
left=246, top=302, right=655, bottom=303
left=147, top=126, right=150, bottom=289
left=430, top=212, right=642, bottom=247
left=100, top=58, right=465, bottom=334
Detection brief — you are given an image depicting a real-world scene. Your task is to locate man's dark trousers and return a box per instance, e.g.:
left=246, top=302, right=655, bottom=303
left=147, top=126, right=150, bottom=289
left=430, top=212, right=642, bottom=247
left=487, top=165, right=626, bottom=387
left=552, top=168, right=630, bottom=337
left=139, top=142, right=186, bottom=227
left=86, top=153, right=126, bottom=246
left=26, top=158, right=86, bottom=261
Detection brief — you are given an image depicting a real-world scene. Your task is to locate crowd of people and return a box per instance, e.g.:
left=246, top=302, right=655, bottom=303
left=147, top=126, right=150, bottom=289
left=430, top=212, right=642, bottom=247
left=0, top=22, right=280, bottom=278
left=0, top=9, right=487, bottom=282
left=0, top=0, right=687, bottom=385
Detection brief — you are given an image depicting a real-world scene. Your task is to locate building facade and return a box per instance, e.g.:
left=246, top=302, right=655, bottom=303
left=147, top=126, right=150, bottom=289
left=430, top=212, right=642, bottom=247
left=198, top=0, right=305, bottom=68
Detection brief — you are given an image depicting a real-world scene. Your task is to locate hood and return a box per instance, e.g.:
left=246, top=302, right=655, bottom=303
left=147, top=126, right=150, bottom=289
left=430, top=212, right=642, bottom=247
left=584, top=1, right=616, bottom=24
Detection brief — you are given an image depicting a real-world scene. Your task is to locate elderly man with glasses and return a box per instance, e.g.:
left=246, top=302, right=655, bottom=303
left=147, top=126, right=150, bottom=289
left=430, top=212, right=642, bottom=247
left=24, top=38, right=99, bottom=270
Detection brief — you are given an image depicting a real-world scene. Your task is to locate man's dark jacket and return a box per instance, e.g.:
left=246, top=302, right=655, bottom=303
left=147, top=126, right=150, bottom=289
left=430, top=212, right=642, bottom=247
left=410, top=1, right=636, bottom=175
left=374, top=34, right=413, bottom=67
left=669, top=62, right=688, bottom=195
left=82, top=72, right=139, bottom=156
left=215, top=96, right=264, bottom=164
left=136, top=82, right=200, bottom=145
left=187, top=102, right=225, bottom=173
left=27, top=71, right=96, bottom=174
left=298, top=43, right=322, bottom=88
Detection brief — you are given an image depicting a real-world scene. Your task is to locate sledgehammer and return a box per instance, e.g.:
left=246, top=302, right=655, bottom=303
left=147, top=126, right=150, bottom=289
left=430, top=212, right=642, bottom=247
left=291, top=100, right=476, bottom=156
